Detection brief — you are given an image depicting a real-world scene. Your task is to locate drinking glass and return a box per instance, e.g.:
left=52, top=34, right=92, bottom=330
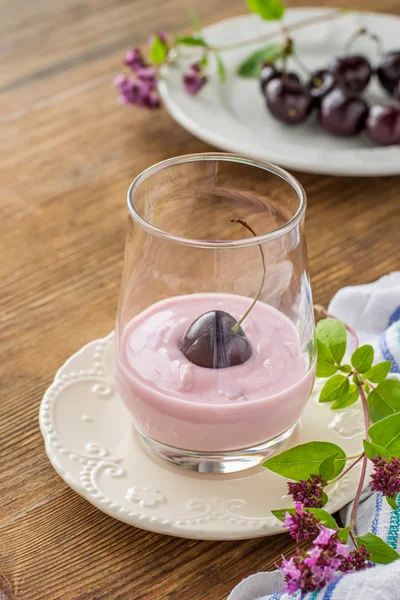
left=115, top=153, right=315, bottom=473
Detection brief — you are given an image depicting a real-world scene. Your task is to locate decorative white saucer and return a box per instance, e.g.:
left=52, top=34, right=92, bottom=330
left=39, top=333, right=366, bottom=540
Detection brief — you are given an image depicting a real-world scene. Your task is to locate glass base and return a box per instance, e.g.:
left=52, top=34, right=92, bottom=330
left=137, top=424, right=297, bottom=474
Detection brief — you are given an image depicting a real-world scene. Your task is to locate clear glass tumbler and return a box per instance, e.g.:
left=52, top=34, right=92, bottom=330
left=115, top=153, right=316, bottom=473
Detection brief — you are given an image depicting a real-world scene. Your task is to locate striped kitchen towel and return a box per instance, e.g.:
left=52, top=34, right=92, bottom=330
left=228, top=273, right=400, bottom=600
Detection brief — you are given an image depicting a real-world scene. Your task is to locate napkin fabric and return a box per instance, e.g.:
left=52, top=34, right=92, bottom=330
left=228, top=273, right=400, bottom=600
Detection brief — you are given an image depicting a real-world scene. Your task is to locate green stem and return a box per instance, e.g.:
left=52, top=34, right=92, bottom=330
left=349, top=381, right=371, bottom=529
left=230, top=218, right=266, bottom=334
left=330, top=453, right=364, bottom=485
left=204, top=9, right=342, bottom=52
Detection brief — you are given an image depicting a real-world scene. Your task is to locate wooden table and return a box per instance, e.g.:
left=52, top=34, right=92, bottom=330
left=2, top=0, right=400, bottom=597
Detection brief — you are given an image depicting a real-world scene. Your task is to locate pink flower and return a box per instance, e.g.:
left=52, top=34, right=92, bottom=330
left=287, top=474, right=327, bottom=508
left=114, top=75, right=160, bottom=109
left=283, top=502, right=320, bottom=542
left=315, top=527, right=336, bottom=546
left=157, top=31, right=168, bottom=45
left=183, top=63, right=208, bottom=95
left=336, top=542, right=350, bottom=558
left=370, top=456, right=400, bottom=499
left=279, top=526, right=371, bottom=595
left=124, top=48, right=146, bottom=71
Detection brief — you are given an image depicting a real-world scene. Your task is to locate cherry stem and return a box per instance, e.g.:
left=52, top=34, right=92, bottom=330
left=230, top=218, right=266, bottom=334
left=344, top=27, right=384, bottom=57
left=329, top=453, right=364, bottom=484
left=206, top=9, right=342, bottom=52
left=314, top=304, right=359, bottom=351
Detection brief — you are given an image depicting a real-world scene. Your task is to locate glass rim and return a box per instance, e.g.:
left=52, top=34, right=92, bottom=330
left=127, top=152, right=307, bottom=249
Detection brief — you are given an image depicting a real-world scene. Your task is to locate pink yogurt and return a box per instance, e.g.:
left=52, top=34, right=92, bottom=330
left=115, top=293, right=315, bottom=452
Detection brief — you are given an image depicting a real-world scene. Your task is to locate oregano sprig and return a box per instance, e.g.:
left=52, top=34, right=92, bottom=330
left=262, top=306, right=400, bottom=594
left=114, top=0, right=343, bottom=107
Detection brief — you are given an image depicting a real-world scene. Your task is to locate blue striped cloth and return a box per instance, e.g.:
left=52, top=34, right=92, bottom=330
left=228, top=274, right=400, bottom=600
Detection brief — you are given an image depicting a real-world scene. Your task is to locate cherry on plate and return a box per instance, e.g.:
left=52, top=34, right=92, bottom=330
left=307, top=70, right=337, bottom=104
left=377, top=51, right=400, bottom=94
left=320, top=88, right=368, bottom=136
left=365, top=105, right=400, bottom=145
left=328, top=55, right=372, bottom=93
left=260, top=64, right=300, bottom=93
left=265, top=78, right=312, bottom=124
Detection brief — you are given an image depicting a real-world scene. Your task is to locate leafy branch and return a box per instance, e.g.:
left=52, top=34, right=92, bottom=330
left=115, top=0, right=343, bottom=107
left=262, top=307, right=400, bottom=593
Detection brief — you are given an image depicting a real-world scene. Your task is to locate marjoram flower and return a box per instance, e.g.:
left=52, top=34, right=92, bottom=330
left=280, top=526, right=371, bottom=595
left=287, top=474, right=327, bottom=508
left=183, top=63, right=208, bottom=95
left=370, top=456, right=400, bottom=499
left=283, top=502, right=320, bottom=542
left=116, top=44, right=161, bottom=109
left=114, top=75, right=160, bottom=108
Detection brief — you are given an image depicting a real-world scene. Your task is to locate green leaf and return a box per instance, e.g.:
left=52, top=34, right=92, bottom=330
left=247, top=0, right=285, bottom=20
left=340, top=364, right=353, bottom=373
left=363, top=439, right=390, bottom=460
left=386, top=494, right=398, bottom=510
left=368, top=413, right=400, bottom=457
left=264, top=441, right=346, bottom=481
left=149, top=35, right=168, bottom=64
left=320, top=375, right=349, bottom=403
left=200, top=53, right=208, bottom=68
left=356, top=532, right=400, bottom=564
left=216, top=53, right=226, bottom=83
left=316, top=339, right=339, bottom=377
left=338, top=526, right=350, bottom=542
left=189, top=11, right=201, bottom=31
left=368, top=379, right=400, bottom=423
left=351, top=344, right=374, bottom=373
left=272, top=507, right=338, bottom=529
left=364, top=361, right=392, bottom=383
left=319, top=453, right=339, bottom=481
left=331, top=384, right=359, bottom=410
left=176, top=36, right=208, bottom=47
left=271, top=509, right=289, bottom=522
left=236, top=44, right=284, bottom=78
left=316, top=319, right=347, bottom=364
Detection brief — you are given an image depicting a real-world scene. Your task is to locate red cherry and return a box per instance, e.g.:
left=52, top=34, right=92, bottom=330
left=320, top=88, right=368, bottom=137
left=365, top=105, right=400, bottom=146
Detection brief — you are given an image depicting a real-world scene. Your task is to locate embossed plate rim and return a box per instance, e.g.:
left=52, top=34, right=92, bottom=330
left=39, top=332, right=368, bottom=540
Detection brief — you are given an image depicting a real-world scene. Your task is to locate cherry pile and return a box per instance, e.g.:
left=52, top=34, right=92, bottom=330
left=260, top=50, right=400, bottom=145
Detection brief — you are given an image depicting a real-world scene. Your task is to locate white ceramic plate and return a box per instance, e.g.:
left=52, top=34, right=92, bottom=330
left=159, top=8, right=400, bottom=176
left=39, top=332, right=368, bottom=540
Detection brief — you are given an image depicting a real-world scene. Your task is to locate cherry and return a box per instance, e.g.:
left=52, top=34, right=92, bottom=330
left=179, top=218, right=265, bottom=370
left=259, top=63, right=300, bottom=93
left=179, top=310, right=252, bottom=369
left=377, top=51, right=400, bottom=94
left=365, top=105, right=400, bottom=146
left=260, top=62, right=279, bottom=92
left=307, top=70, right=336, bottom=104
left=265, top=78, right=312, bottom=124
left=320, top=88, right=368, bottom=136
left=328, top=55, right=372, bottom=93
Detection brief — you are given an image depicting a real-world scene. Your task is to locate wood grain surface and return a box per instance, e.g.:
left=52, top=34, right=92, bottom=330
left=1, top=0, right=400, bottom=598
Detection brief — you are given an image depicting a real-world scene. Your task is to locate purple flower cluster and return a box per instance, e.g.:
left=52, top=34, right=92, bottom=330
left=115, top=44, right=163, bottom=109
left=287, top=474, right=327, bottom=508
left=183, top=63, right=208, bottom=95
left=283, top=502, right=320, bottom=542
left=370, top=456, right=400, bottom=499
left=280, top=526, right=371, bottom=595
